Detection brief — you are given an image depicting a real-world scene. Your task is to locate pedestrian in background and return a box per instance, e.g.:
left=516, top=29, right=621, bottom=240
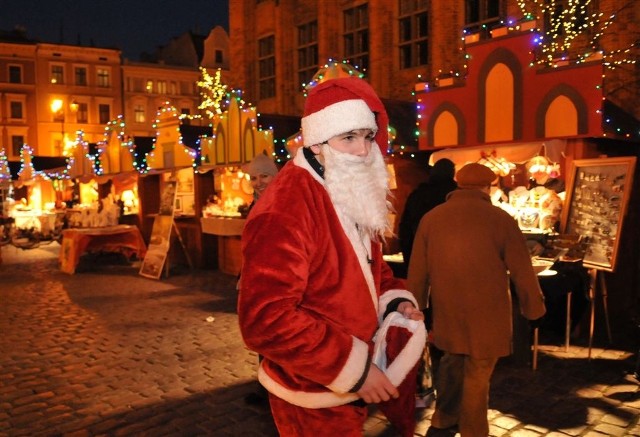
left=407, top=162, right=546, bottom=437
left=238, top=77, right=426, bottom=436
left=399, top=158, right=457, bottom=274
left=398, top=158, right=457, bottom=406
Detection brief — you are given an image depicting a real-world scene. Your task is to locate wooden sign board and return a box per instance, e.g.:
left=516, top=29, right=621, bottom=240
left=139, top=180, right=177, bottom=279
left=560, top=156, right=636, bottom=272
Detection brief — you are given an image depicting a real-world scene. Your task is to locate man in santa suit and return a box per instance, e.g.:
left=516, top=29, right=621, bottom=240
left=238, top=77, right=426, bottom=436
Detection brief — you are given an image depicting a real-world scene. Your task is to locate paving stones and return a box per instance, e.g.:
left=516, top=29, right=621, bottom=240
left=0, top=244, right=639, bottom=436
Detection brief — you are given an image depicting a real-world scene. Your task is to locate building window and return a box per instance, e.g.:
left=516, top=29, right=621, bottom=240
left=215, top=50, right=223, bottom=64
left=157, top=80, right=167, bottom=94
left=10, top=101, right=23, bottom=120
left=51, top=65, right=64, bottom=84
left=9, top=65, right=22, bottom=84
left=11, top=135, right=24, bottom=158
left=97, top=68, right=110, bottom=87
left=464, top=0, right=501, bottom=34
left=75, top=67, right=88, bottom=86
left=343, top=4, right=369, bottom=71
left=146, top=80, right=154, bottom=93
left=258, top=35, right=276, bottom=99
left=98, top=104, right=110, bottom=124
left=180, top=81, right=193, bottom=95
left=399, top=0, right=429, bottom=69
left=77, top=103, right=88, bottom=123
left=169, top=82, right=177, bottom=95
left=134, top=105, right=146, bottom=123
left=298, top=21, right=318, bottom=87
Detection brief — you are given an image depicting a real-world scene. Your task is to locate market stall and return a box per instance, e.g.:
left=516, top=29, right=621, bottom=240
left=198, top=89, right=275, bottom=275
left=411, top=20, right=640, bottom=347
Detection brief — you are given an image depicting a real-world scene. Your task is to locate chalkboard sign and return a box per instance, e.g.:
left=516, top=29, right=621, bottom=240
left=560, top=157, right=636, bottom=272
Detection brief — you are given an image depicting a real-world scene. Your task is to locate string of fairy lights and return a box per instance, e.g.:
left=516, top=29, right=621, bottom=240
left=515, top=0, right=638, bottom=68
left=4, top=4, right=639, bottom=182
left=412, top=0, right=640, bottom=145
left=197, top=66, right=228, bottom=118
left=0, top=148, right=11, bottom=182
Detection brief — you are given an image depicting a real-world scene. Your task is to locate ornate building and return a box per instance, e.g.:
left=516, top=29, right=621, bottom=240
left=0, top=26, right=230, bottom=160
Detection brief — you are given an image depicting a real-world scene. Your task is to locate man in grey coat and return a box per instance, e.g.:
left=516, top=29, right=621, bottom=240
left=407, top=162, right=546, bottom=436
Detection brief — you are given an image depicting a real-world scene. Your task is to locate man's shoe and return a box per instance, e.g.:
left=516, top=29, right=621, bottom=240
left=425, top=425, right=458, bottom=436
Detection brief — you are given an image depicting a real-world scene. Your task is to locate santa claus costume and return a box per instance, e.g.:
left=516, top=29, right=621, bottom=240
left=238, top=77, right=426, bottom=436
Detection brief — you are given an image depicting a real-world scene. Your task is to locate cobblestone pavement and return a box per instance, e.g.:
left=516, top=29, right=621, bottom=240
left=0, top=243, right=639, bottom=436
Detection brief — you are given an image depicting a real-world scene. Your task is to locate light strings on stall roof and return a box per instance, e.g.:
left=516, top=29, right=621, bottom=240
left=143, top=102, right=179, bottom=173
left=0, top=148, right=11, bottom=182
left=73, top=130, right=96, bottom=178
left=412, top=4, right=639, bottom=145
left=302, top=59, right=365, bottom=96
left=95, top=115, right=126, bottom=176
left=17, top=144, right=73, bottom=181
left=98, top=114, right=157, bottom=175
left=19, top=144, right=36, bottom=180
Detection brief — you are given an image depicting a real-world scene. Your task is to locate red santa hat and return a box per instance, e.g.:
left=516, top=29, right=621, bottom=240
left=301, top=77, right=389, bottom=153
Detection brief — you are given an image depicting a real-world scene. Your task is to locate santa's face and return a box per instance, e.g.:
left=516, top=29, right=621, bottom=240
left=324, top=129, right=375, bottom=157
left=316, top=129, right=392, bottom=239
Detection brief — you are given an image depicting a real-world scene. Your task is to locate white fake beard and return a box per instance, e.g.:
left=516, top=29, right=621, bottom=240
left=321, top=143, right=393, bottom=240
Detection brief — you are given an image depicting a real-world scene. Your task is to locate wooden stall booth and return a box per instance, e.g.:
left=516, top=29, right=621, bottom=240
left=199, top=89, right=275, bottom=275
left=137, top=104, right=216, bottom=272
left=6, top=145, right=69, bottom=239
left=412, top=18, right=640, bottom=342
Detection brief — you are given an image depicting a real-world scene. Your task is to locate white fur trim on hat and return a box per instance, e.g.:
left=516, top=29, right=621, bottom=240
left=302, top=99, right=377, bottom=147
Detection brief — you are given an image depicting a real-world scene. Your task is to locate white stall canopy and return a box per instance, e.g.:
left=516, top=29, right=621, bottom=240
left=429, top=139, right=566, bottom=168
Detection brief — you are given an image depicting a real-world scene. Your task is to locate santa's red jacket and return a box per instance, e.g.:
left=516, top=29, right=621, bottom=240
left=238, top=151, right=424, bottom=410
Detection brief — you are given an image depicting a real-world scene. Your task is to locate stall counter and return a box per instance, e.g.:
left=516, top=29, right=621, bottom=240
left=201, top=216, right=246, bottom=236
left=200, top=217, right=246, bottom=275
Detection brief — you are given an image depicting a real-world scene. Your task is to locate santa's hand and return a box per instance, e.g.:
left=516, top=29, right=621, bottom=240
left=397, top=301, right=425, bottom=321
left=356, top=364, right=399, bottom=404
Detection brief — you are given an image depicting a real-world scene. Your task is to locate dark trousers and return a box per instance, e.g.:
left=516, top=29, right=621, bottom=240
left=431, top=352, right=498, bottom=436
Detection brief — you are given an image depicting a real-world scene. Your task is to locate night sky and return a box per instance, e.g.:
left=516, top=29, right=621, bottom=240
left=0, top=0, right=229, bottom=60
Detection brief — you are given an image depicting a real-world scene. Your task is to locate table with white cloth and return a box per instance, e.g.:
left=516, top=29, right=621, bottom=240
left=59, top=225, right=147, bottom=274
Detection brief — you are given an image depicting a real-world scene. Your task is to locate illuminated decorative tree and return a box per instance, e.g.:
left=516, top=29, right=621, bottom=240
left=517, top=0, right=638, bottom=69
left=197, top=67, right=228, bottom=119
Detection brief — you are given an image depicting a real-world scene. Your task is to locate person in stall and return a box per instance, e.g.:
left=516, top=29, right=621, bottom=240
left=399, top=158, right=457, bottom=275
left=238, top=77, right=426, bottom=436
left=525, top=155, right=564, bottom=232
left=245, top=152, right=279, bottom=213
left=524, top=156, right=590, bottom=339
